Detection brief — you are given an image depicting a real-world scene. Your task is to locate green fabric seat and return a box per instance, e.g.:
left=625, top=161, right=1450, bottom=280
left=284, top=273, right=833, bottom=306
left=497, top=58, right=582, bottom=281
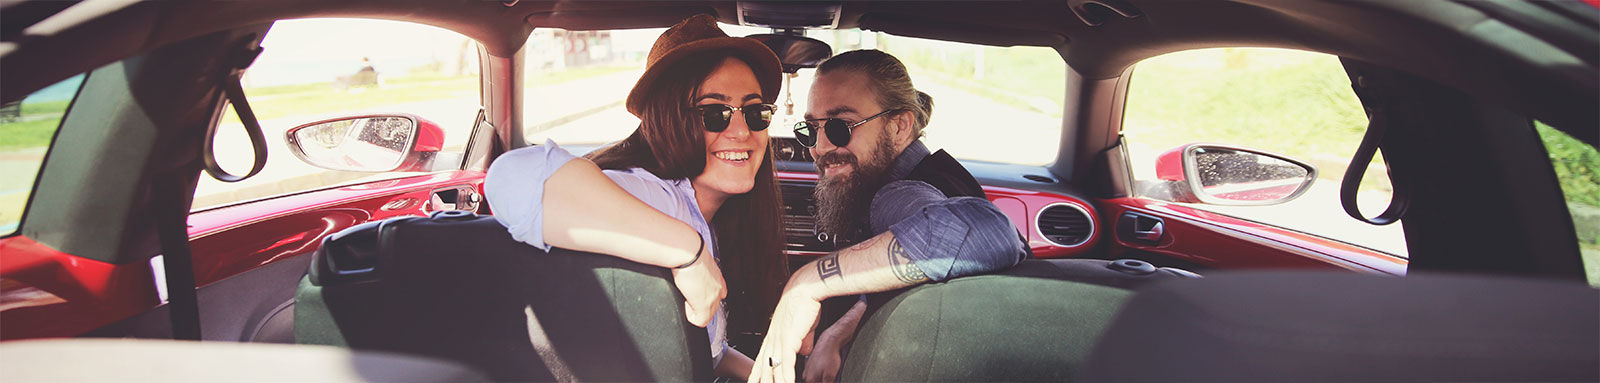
left=840, top=260, right=1139, bottom=382
left=295, top=211, right=710, bottom=381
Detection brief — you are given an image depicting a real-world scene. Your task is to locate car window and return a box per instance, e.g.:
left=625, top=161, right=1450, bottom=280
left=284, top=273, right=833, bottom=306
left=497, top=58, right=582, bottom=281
left=1534, top=121, right=1600, bottom=286
left=1122, top=48, right=1407, bottom=257
left=0, top=74, right=87, bottom=236
left=193, top=18, right=481, bottom=211
left=523, top=25, right=1064, bottom=166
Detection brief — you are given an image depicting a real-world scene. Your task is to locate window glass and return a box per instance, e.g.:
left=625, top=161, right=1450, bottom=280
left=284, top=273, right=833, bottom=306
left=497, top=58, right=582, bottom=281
left=193, top=19, right=481, bottom=211
left=523, top=25, right=1064, bottom=165
left=0, top=74, right=86, bottom=235
left=1534, top=121, right=1600, bottom=286
left=1123, top=48, right=1407, bottom=257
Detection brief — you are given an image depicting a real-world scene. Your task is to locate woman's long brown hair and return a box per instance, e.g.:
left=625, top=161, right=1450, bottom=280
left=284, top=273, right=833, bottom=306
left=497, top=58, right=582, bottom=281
left=587, top=50, right=787, bottom=334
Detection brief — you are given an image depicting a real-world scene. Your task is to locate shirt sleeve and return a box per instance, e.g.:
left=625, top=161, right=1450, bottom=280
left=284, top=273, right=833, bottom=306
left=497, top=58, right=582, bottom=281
left=485, top=140, right=690, bottom=251
left=871, top=180, right=1025, bottom=282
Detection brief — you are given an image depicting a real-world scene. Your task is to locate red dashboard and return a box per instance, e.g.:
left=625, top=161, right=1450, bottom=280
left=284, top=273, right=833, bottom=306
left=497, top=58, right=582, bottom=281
left=774, top=171, right=1099, bottom=259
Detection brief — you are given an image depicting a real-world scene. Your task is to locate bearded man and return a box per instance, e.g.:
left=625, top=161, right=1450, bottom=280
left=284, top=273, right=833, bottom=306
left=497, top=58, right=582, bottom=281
left=749, top=49, right=1029, bottom=383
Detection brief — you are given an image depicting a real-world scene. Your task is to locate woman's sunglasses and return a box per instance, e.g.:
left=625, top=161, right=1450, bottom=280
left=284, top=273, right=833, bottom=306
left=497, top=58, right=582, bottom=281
left=792, top=109, right=901, bottom=148
left=690, top=104, right=777, bottom=133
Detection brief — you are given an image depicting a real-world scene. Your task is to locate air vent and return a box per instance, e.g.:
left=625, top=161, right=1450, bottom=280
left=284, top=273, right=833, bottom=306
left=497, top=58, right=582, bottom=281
left=1036, top=203, right=1094, bottom=247
left=779, top=179, right=835, bottom=254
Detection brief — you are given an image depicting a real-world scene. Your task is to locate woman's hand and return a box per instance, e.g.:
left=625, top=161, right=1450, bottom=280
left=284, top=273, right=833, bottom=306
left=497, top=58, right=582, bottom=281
left=670, top=243, right=726, bottom=327
left=751, top=291, right=823, bottom=383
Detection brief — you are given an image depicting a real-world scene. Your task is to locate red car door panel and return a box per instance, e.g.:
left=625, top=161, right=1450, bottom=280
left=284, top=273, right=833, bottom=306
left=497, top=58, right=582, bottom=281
left=0, top=170, right=484, bottom=340
left=1101, top=197, right=1407, bottom=275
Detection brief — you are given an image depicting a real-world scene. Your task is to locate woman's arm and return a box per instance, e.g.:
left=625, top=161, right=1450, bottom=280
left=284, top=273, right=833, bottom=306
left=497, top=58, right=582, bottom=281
left=544, top=159, right=726, bottom=326
left=540, top=158, right=703, bottom=267
left=486, top=144, right=724, bottom=326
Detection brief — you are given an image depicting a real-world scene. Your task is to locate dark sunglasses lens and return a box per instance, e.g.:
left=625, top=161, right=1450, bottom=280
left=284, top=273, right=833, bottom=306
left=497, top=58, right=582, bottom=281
left=745, top=105, right=774, bottom=131
left=794, top=122, right=818, bottom=147
left=698, top=105, right=731, bottom=132
left=824, top=119, right=852, bottom=147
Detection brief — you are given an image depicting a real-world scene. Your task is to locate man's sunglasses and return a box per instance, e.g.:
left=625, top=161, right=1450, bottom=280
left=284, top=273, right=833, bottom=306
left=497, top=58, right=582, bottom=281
left=792, top=109, right=901, bottom=148
left=690, top=104, right=777, bottom=133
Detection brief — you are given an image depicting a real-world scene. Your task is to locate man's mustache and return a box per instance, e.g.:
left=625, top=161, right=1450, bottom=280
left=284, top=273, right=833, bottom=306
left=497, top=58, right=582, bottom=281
left=815, top=151, right=857, bottom=173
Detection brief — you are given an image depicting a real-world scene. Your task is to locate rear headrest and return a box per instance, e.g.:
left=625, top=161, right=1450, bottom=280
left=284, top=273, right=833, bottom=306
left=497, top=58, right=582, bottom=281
left=1080, top=271, right=1600, bottom=382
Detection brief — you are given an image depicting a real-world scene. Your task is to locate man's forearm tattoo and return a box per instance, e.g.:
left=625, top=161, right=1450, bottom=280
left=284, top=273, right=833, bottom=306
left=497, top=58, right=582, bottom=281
left=888, top=237, right=928, bottom=284
left=817, top=253, right=843, bottom=283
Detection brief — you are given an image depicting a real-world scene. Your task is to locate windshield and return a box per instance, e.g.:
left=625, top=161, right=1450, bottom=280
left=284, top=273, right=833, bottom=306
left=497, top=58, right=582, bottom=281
left=522, top=25, right=1064, bottom=166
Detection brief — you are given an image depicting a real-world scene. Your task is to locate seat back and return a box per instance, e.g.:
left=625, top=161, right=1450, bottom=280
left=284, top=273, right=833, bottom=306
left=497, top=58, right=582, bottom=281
left=295, top=211, right=710, bottom=381
left=1080, top=271, right=1600, bottom=382
left=839, top=259, right=1196, bottom=382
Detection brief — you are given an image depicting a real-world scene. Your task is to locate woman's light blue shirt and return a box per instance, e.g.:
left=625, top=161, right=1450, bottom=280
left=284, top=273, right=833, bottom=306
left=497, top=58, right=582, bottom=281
left=484, top=140, right=730, bottom=366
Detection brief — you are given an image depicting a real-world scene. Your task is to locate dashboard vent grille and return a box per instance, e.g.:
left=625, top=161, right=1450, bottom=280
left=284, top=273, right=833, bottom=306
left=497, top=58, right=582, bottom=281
left=1036, top=203, right=1093, bottom=247
left=779, top=179, right=835, bottom=254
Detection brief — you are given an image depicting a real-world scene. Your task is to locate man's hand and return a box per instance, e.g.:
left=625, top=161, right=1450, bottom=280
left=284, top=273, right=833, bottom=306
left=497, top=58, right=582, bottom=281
left=803, top=299, right=868, bottom=383
left=669, top=245, right=725, bottom=327
left=751, top=233, right=919, bottom=383
left=802, top=331, right=844, bottom=383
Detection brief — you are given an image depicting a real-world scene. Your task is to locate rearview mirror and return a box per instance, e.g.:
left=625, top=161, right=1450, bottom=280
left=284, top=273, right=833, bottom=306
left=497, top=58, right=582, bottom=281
left=1152, top=143, right=1317, bottom=206
left=747, top=33, right=832, bottom=73
left=285, top=114, right=448, bottom=172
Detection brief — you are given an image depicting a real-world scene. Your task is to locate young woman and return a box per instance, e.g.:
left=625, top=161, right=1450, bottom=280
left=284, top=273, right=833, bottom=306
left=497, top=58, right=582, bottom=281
left=483, top=15, right=787, bottom=379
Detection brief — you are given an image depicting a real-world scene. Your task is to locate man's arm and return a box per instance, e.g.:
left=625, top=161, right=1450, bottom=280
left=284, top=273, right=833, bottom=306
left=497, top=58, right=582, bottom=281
left=714, top=347, right=755, bottom=380
left=751, top=185, right=1025, bottom=383
left=749, top=231, right=917, bottom=383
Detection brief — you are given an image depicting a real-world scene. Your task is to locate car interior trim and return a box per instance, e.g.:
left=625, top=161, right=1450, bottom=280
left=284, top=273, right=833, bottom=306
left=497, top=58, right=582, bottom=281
left=1034, top=202, right=1096, bottom=248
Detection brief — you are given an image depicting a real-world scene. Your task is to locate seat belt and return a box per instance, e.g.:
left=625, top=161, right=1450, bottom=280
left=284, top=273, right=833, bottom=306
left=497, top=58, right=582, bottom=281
left=156, top=38, right=265, bottom=341
left=155, top=182, right=202, bottom=341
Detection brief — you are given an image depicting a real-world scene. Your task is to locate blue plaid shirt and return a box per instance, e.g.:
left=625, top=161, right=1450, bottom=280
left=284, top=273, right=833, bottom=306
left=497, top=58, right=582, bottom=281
left=868, top=141, right=1026, bottom=281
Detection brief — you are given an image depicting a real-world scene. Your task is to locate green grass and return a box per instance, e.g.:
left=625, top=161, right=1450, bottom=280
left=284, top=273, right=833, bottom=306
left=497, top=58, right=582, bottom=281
left=0, top=99, right=74, bottom=150
left=886, top=38, right=1065, bottom=116
left=1536, top=122, right=1600, bottom=208
left=1123, top=49, right=1370, bottom=162
left=1585, top=249, right=1600, bottom=287
left=0, top=118, right=64, bottom=151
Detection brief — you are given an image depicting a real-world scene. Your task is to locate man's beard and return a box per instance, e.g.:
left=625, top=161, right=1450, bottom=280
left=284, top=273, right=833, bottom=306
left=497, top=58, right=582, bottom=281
left=813, top=129, right=898, bottom=243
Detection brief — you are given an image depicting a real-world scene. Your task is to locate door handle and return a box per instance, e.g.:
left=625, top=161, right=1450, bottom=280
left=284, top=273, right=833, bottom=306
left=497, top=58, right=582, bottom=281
left=1118, top=212, right=1166, bottom=245
left=1133, top=220, right=1164, bottom=242
left=427, top=185, right=481, bottom=213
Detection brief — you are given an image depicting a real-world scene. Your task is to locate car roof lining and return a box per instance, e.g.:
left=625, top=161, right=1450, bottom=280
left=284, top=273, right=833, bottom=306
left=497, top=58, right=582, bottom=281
left=2, top=0, right=1595, bottom=190
left=4, top=0, right=1592, bottom=147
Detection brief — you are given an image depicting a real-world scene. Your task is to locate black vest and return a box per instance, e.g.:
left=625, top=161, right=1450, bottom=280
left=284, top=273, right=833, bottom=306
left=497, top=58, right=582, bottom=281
left=901, top=149, right=1033, bottom=258
left=903, top=149, right=987, bottom=199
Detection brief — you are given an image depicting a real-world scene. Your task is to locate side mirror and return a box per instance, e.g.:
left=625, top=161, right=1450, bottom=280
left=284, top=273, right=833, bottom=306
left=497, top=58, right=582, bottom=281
left=746, top=33, right=832, bottom=73
left=1151, top=143, right=1317, bottom=206
left=285, top=114, right=447, bottom=172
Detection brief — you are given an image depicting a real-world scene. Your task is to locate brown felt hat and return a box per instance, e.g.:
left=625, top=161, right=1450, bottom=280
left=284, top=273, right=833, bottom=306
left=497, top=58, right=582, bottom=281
left=626, top=14, right=782, bottom=117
